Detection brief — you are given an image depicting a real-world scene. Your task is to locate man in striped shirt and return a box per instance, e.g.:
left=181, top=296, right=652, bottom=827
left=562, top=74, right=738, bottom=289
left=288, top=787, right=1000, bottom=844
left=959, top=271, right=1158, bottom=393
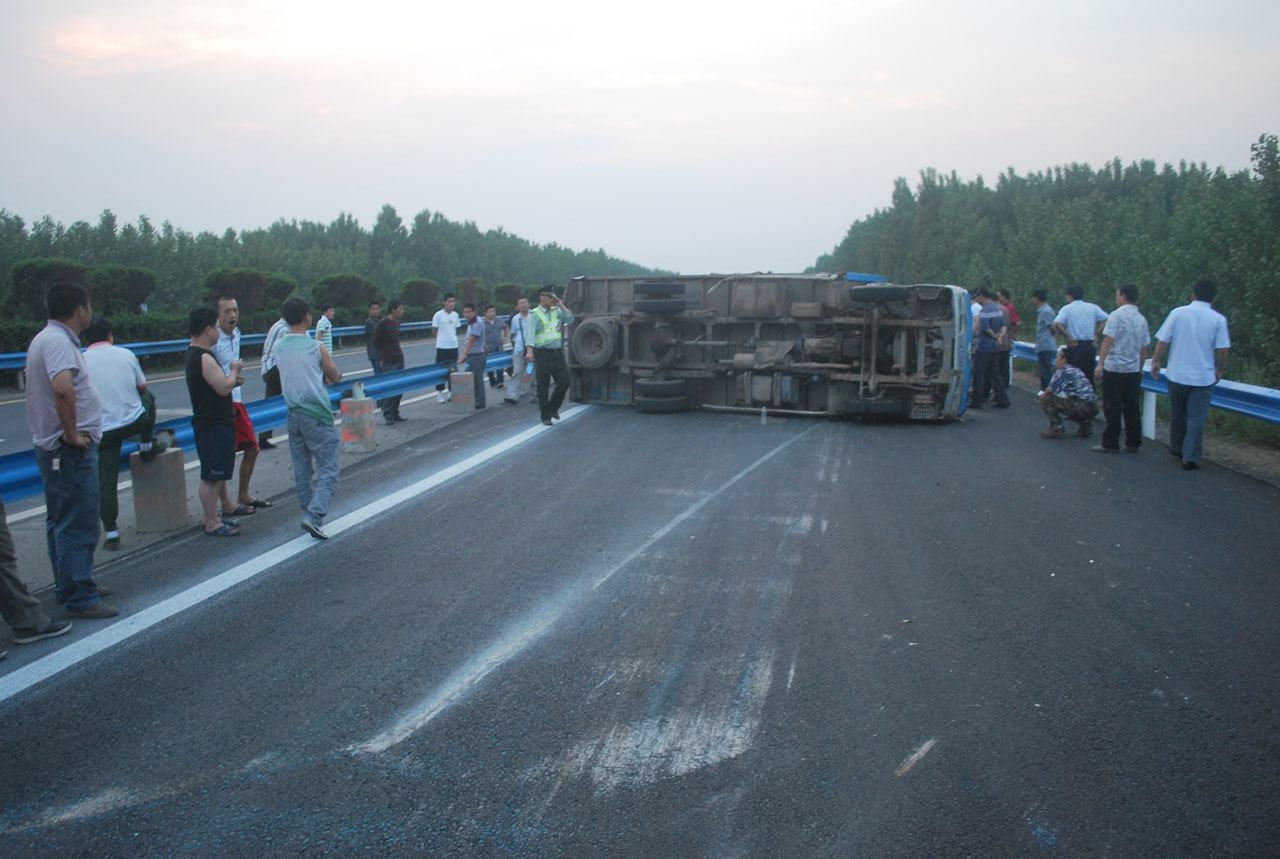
left=314, top=305, right=335, bottom=353
left=1052, top=285, right=1108, bottom=379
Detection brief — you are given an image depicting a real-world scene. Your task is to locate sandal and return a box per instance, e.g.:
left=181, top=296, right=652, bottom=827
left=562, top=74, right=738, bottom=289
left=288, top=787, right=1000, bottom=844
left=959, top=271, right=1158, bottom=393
left=204, top=524, right=240, bottom=537
left=223, top=504, right=254, bottom=517
left=247, top=498, right=274, bottom=509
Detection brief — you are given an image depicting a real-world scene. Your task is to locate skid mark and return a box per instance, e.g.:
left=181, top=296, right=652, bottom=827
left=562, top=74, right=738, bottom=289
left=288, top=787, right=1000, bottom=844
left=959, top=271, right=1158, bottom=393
left=894, top=738, right=938, bottom=777
left=349, top=426, right=816, bottom=755
left=559, top=652, right=775, bottom=795
left=3, top=784, right=178, bottom=833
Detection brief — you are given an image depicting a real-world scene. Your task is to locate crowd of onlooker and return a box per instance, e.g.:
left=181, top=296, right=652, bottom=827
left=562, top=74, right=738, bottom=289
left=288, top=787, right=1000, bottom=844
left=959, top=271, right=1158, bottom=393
left=1, top=283, right=577, bottom=658
left=970, top=277, right=1231, bottom=464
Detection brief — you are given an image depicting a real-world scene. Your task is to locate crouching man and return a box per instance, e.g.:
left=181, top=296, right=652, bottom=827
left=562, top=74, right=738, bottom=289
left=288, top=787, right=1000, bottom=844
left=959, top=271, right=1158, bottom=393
left=1039, top=346, right=1099, bottom=439
left=276, top=297, right=343, bottom=539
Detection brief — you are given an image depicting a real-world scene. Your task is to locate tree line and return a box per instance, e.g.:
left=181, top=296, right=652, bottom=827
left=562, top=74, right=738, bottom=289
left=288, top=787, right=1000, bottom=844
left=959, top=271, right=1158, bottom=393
left=0, top=203, right=666, bottom=349
left=811, top=134, right=1280, bottom=384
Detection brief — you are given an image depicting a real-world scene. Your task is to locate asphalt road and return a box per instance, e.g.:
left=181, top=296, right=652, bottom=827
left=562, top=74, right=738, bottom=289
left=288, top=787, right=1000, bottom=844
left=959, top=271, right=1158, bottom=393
left=0, top=338, right=442, bottom=456
left=1, top=391, right=1278, bottom=855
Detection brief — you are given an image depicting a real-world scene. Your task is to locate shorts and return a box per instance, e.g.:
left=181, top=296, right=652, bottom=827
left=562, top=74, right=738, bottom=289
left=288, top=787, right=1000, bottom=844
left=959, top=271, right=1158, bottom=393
left=193, top=421, right=235, bottom=482
left=233, top=402, right=258, bottom=452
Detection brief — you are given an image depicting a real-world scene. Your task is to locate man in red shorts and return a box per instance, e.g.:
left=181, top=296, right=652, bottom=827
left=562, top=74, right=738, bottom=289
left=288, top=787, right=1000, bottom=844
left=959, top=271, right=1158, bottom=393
left=213, top=295, right=273, bottom=517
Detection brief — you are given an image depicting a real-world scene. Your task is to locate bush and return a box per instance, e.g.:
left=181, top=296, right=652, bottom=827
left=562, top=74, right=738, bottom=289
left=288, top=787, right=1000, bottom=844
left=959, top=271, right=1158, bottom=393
left=494, top=283, right=522, bottom=310
left=315, top=273, right=377, bottom=311
left=202, top=268, right=270, bottom=314
left=263, top=272, right=298, bottom=316
left=401, top=277, right=440, bottom=309
left=6, top=258, right=90, bottom=320
left=86, top=264, right=157, bottom=316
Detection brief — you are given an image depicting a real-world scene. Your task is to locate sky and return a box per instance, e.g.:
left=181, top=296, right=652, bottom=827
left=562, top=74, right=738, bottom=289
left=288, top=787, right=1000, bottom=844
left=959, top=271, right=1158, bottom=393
left=1, top=0, right=1277, bottom=274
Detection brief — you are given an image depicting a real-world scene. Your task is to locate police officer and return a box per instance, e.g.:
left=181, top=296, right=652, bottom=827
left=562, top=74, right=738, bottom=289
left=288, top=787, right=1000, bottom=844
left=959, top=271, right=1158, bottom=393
left=526, top=287, right=575, bottom=426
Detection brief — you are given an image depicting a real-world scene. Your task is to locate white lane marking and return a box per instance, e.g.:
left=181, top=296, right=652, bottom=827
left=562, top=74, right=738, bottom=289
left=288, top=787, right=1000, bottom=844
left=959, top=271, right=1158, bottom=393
left=895, top=738, right=938, bottom=777
left=0, top=406, right=591, bottom=705
left=349, top=423, right=817, bottom=755
left=1, top=784, right=179, bottom=833
left=5, top=389, right=448, bottom=524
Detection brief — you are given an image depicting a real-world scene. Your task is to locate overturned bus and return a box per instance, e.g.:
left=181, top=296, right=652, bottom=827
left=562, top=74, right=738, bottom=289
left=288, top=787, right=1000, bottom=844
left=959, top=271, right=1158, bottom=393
left=564, top=273, right=971, bottom=421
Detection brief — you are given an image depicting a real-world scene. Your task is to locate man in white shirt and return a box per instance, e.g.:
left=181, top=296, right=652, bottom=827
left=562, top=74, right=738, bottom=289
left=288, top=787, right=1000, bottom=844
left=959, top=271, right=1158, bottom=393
left=504, top=296, right=533, bottom=405
left=431, top=294, right=461, bottom=403
left=257, top=313, right=289, bottom=450
left=84, top=318, right=166, bottom=551
left=1151, top=278, right=1231, bottom=470
left=1052, top=285, right=1109, bottom=379
left=314, top=305, right=334, bottom=353
left=1093, top=284, right=1151, bottom=454
left=212, top=295, right=271, bottom=516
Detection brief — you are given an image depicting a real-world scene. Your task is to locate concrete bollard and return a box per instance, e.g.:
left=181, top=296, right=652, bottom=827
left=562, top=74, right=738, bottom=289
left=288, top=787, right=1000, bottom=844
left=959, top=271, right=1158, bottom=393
left=130, top=448, right=190, bottom=532
left=450, top=371, right=475, bottom=410
left=341, top=397, right=377, bottom=452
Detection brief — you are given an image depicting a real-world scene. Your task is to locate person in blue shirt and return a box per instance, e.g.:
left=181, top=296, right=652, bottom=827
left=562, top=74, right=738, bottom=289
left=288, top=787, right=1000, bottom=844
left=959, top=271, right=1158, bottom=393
left=969, top=288, right=1010, bottom=409
left=1038, top=346, right=1099, bottom=438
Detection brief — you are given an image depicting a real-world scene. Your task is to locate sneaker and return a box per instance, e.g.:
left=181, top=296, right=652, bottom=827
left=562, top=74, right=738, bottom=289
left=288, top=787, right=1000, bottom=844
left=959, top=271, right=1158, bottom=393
left=1181, top=461, right=1199, bottom=471
left=301, top=520, right=328, bottom=540
left=258, top=437, right=276, bottom=450
left=541, top=419, right=554, bottom=427
left=104, top=535, right=122, bottom=551
left=436, top=391, right=446, bottom=404
left=393, top=415, right=408, bottom=423
left=1091, top=445, right=1118, bottom=453
left=443, top=390, right=453, bottom=402
left=503, top=398, right=517, bottom=405
left=66, top=603, right=120, bottom=620
left=1040, top=427, right=1065, bottom=439
left=13, top=619, right=72, bottom=645
left=552, top=410, right=561, bottom=421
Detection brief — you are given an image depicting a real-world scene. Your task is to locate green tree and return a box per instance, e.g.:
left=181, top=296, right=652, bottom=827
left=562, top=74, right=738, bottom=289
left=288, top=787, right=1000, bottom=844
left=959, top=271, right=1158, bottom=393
left=315, top=273, right=378, bottom=312
left=400, top=277, right=440, bottom=309
left=7, top=257, right=90, bottom=319
left=202, top=268, right=269, bottom=313
left=85, top=264, right=157, bottom=316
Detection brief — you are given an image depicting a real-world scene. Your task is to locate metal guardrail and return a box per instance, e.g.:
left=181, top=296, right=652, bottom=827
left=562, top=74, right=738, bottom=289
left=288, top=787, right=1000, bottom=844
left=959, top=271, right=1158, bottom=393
left=0, top=320, right=441, bottom=372
left=0, top=353, right=514, bottom=504
left=1011, top=341, right=1280, bottom=425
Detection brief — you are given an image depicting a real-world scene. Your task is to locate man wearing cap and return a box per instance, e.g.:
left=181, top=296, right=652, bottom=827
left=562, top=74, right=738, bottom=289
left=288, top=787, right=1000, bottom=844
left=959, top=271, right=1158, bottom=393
left=526, top=288, right=575, bottom=427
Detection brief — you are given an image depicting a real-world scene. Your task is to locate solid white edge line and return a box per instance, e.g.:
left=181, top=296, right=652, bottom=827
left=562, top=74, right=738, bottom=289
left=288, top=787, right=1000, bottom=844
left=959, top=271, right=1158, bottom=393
left=0, top=405, right=591, bottom=704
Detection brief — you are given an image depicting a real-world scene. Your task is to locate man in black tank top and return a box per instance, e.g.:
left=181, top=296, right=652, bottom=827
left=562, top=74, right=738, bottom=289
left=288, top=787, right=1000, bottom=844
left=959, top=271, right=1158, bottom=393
left=185, top=308, right=242, bottom=536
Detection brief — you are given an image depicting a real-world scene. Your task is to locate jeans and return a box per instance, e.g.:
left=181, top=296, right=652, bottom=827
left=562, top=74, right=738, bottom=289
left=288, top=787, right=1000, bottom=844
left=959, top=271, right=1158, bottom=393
left=380, top=360, right=405, bottom=420
left=535, top=347, right=571, bottom=421
left=507, top=348, right=529, bottom=402
left=971, top=350, right=1009, bottom=406
left=97, top=390, right=156, bottom=531
left=1036, top=350, right=1055, bottom=388
left=35, top=442, right=103, bottom=611
left=1168, top=381, right=1213, bottom=464
left=0, top=496, right=54, bottom=648
left=466, top=353, right=488, bottom=408
left=998, top=348, right=1012, bottom=389
left=1101, top=371, right=1143, bottom=450
left=287, top=411, right=341, bottom=527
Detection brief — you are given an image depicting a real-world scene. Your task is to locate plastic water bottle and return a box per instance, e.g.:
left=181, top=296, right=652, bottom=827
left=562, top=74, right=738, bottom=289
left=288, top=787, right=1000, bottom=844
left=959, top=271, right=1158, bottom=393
left=526, top=361, right=534, bottom=375
left=760, top=406, right=767, bottom=425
